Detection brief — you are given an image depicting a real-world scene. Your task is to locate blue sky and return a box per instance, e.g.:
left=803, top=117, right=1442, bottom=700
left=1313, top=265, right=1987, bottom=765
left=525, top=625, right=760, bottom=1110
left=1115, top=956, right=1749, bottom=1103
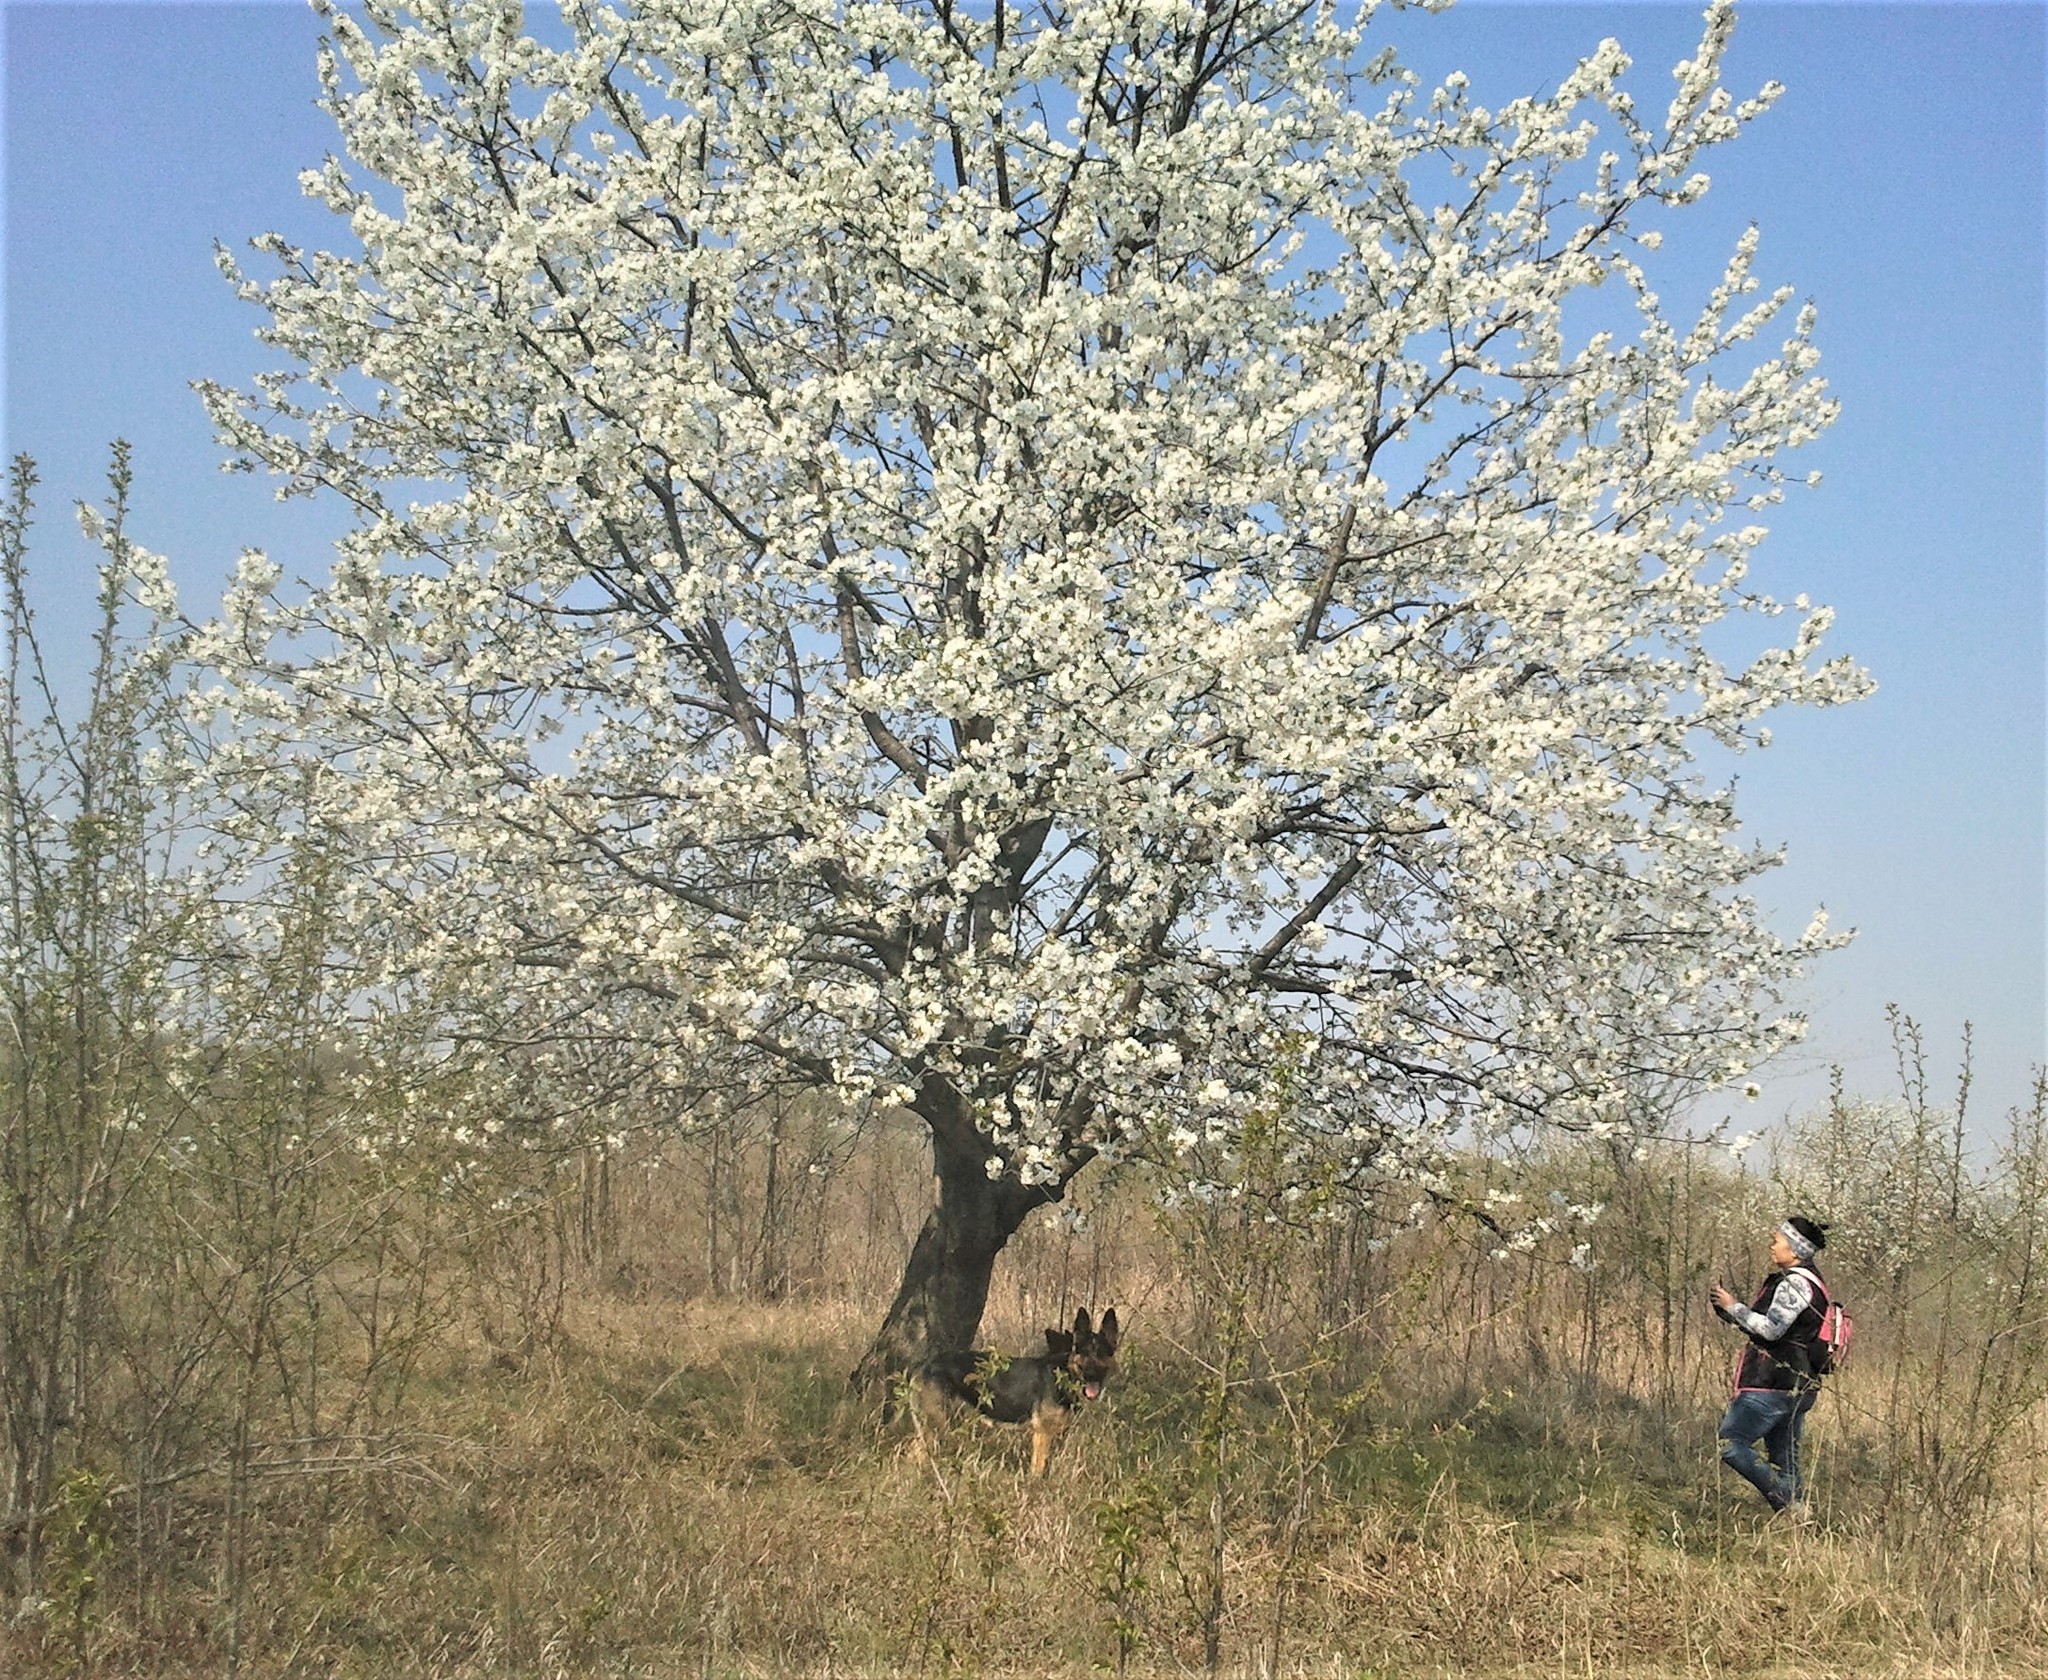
left=3, top=1, right=2044, bottom=1139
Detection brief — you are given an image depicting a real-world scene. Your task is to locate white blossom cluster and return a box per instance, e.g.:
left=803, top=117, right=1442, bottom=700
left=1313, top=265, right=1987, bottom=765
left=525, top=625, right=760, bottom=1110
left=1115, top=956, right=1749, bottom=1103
left=193, top=0, right=1867, bottom=1206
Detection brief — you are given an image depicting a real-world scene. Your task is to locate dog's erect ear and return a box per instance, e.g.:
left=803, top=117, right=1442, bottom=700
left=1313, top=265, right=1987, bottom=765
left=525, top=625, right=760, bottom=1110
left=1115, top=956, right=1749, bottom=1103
left=1073, top=1307, right=1093, bottom=1337
left=1099, top=1308, right=1120, bottom=1351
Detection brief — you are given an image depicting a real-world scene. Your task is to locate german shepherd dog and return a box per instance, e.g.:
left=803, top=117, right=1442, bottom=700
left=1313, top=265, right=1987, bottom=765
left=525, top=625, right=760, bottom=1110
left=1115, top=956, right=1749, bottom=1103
left=910, top=1307, right=1121, bottom=1475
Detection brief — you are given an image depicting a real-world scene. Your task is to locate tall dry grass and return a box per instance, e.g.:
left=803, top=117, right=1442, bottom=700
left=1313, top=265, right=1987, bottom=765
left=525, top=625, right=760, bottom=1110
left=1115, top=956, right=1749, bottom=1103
left=7, top=1063, right=2048, bottom=1678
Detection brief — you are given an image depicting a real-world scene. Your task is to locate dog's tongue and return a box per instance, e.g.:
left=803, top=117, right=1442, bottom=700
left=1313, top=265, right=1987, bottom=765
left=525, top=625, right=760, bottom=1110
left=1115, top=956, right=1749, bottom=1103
left=1084, top=1382, right=1101, bottom=1400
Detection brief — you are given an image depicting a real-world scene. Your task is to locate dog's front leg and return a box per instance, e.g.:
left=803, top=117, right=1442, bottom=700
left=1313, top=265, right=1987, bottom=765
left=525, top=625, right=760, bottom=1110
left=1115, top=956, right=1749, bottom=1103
left=1029, top=1404, right=1066, bottom=1476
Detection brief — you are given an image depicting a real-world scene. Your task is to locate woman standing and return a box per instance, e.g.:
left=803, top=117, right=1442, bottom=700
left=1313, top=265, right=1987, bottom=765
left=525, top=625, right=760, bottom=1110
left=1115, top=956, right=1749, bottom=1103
left=1710, top=1216, right=1832, bottom=1512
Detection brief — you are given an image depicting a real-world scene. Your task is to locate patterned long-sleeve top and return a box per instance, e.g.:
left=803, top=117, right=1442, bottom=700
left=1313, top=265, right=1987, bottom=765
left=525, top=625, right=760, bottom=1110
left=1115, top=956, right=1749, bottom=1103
left=1724, top=1271, right=1814, bottom=1341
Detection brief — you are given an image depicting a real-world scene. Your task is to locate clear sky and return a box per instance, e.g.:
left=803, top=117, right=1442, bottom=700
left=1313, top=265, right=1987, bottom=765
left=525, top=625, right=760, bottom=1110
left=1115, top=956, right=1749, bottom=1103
left=4, top=1, right=2043, bottom=1141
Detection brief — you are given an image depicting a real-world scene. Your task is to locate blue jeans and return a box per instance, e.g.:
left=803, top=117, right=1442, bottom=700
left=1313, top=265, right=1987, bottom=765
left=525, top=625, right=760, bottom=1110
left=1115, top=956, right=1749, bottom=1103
left=1718, top=1387, right=1817, bottom=1510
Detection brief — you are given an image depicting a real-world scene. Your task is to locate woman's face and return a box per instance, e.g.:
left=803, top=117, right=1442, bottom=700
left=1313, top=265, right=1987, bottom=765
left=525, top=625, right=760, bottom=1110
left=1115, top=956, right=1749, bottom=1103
left=1768, top=1229, right=1800, bottom=1268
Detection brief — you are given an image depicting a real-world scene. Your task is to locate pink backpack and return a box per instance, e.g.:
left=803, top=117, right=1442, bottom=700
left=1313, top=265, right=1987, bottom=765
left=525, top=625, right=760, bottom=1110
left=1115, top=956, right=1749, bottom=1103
left=1793, top=1267, right=1854, bottom=1375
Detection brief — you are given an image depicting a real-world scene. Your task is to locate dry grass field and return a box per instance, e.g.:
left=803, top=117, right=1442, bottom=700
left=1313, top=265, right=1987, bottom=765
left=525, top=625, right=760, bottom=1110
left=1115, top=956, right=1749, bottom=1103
left=10, top=1235, right=2045, bottom=1679
left=8, top=1070, right=2047, bottom=1677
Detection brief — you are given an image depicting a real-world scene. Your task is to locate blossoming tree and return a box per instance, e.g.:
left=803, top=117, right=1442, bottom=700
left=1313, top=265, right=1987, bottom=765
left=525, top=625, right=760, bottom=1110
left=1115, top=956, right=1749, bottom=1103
left=201, top=0, right=1867, bottom=1379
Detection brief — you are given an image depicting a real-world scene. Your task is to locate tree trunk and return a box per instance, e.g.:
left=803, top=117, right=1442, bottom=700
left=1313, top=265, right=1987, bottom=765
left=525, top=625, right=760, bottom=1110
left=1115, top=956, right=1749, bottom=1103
left=849, top=1079, right=1065, bottom=1390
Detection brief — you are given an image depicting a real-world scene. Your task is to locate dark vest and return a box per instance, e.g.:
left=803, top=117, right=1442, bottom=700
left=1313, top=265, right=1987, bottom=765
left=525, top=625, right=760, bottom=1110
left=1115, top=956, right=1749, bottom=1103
left=1734, top=1267, right=1827, bottom=1392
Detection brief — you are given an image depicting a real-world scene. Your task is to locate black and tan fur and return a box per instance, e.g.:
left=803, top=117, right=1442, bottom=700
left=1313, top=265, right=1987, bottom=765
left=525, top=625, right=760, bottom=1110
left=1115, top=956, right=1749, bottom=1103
left=910, top=1307, right=1120, bottom=1475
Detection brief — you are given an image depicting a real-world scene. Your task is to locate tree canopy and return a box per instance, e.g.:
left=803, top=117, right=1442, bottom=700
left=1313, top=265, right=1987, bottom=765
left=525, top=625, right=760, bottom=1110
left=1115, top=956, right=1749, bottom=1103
left=198, top=0, right=1866, bottom=1370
